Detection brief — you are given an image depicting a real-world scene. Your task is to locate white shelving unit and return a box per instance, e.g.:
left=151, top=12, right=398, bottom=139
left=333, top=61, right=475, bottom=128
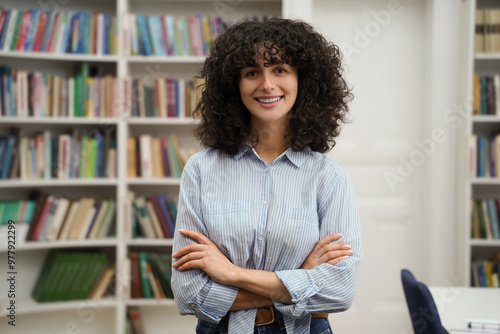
left=459, top=0, right=500, bottom=288
left=0, top=0, right=290, bottom=333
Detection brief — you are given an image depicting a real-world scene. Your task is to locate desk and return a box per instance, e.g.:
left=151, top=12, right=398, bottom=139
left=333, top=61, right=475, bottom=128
left=429, top=287, right=500, bottom=333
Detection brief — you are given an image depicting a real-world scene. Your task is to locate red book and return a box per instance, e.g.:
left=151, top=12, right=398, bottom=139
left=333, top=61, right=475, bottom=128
left=45, top=12, right=59, bottom=52
left=32, top=195, right=55, bottom=241
left=25, top=191, right=48, bottom=241
left=159, top=16, right=171, bottom=56
left=130, top=253, right=142, bottom=298
left=0, top=11, right=7, bottom=38
left=16, top=10, right=31, bottom=51
left=32, top=12, right=47, bottom=52
left=149, top=195, right=171, bottom=238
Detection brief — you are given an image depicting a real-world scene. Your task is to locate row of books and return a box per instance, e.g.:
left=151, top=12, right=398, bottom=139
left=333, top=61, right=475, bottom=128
left=472, top=75, right=500, bottom=116
left=129, top=252, right=173, bottom=299
left=129, top=193, right=177, bottom=239
left=0, top=64, right=205, bottom=119
left=125, top=77, right=203, bottom=119
left=0, top=63, right=120, bottom=118
left=25, top=192, right=116, bottom=241
left=0, top=8, right=117, bottom=55
left=472, top=255, right=500, bottom=288
left=471, top=199, right=500, bottom=239
left=1, top=128, right=117, bottom=180
left=475, top=9, right=500, bottom=54
left=0, top=199, right=36, bottom=225
left=467, top=134, right=500, bottom=178
left=32, top=251, right=113, bottom=302
left=122, top=13, right=225, bottom=57
left=127, top=134, right=196, bottom=178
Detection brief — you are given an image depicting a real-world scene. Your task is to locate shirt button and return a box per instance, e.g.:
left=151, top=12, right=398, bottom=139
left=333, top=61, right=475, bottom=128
left=264, top=167, right=269, bottom=172
left=190, top=303, right=196, bottom=308
left=263, top=200, right=268, bottom=205
left=258, top=236, right=264, bottom=241
left=316, top=282, right=322, bottom=287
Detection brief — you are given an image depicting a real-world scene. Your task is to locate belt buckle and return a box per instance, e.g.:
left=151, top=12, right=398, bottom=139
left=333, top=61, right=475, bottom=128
left=256, top=306, right=275, bottom=327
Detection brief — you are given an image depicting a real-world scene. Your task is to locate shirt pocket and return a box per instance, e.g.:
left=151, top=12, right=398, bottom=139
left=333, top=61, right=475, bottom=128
left=267, top=204, right=319, bottom=269
left=202, top=201, right=253, bottom=261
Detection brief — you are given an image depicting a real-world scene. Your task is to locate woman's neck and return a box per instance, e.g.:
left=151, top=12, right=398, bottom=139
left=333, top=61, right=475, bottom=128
left=251, top=122, right=291, bottom=165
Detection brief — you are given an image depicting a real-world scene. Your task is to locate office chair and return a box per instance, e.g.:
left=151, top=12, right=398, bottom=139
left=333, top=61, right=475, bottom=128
left=401, top=269, right=449, bottom=334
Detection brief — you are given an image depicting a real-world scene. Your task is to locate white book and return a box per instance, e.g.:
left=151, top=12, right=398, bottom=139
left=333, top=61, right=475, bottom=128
left=45, top=197, right=70, bottom=241
left=57, top=200, right=80, bottom=240
left=468, top=134, right=477, bottom=178
left=107, top=148, right=116, bottom=178
left=2, top=9, right=18, bottom=52
left=122, top=13, right=131, bottom=55
left=58, top=134, right=71, bottom=179
left=96, top=199, right=115, bottom=239
left=96, top=13, right=104, bottom=55
left=139, top=134, right=153, bottom=177
left=16, top=71, right=28, bottom=117
left=123, top=192, right=134, bottom=239
left=78, top=205, right=97, bottom=239
left=146, top=200, right=164, bottom=238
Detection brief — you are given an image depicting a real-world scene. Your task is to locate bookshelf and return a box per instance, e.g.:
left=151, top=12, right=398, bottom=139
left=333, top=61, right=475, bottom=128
left=0, top=0, right=286, bottom=333
left=460, top=0, right=500, bottom=289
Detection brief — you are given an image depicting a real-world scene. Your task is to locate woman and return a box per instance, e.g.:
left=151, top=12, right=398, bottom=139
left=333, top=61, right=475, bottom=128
left=171, top=18, right=362, bottom=334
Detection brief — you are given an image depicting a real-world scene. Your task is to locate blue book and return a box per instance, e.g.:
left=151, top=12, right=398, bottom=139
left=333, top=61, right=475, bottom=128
left=488, top=199, right=500, bottom=239
left=59, top=11, right=74, bottom=53
left=478, top=136, right=487, bottom=177
left=490, top=137, right=496, bottom=178
left=137, top=15, right=152, bottom=56
left=24, top=9, right=39, bottom=51
left=103, top=14, right=109, bottom=55
left=165, top=16, right=178, bottom=56
left=86, top=201, right=102, bottom=238
left=1, top=136, right=16, bottom=179
left=0, top=137, right=7, bottom=178
left=7, top=74, right=13, bottom=116
left=40, top=11, right=55, bottom=52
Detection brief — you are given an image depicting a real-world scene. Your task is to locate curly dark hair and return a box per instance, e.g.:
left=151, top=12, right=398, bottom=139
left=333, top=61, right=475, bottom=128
left=193, top=18, right=352, bottom=156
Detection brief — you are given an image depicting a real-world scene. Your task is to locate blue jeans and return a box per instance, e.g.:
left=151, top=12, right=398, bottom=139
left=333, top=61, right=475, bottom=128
left=195, top=314, right=332, bottom=334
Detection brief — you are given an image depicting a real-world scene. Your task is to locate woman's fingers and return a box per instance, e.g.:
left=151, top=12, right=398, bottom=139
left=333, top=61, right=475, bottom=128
left=178, top=229, right=214, bottom=245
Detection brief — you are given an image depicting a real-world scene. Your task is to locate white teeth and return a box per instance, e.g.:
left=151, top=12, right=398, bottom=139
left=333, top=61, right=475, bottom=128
left=256, top=97, right=282, bottom=103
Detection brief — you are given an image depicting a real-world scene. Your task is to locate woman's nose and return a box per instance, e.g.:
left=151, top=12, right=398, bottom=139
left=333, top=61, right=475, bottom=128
left=259, top=72, right=275, bottom=91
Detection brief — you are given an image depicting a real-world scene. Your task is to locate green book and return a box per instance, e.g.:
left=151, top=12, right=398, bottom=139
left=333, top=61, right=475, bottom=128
left=80, top=63, right=89, bottom=117
left=0, top=202, right=5, bottom=225
left=32, top=251, right=58, bottom=302
left=45, top=252, right=73, bottom=302
left=88, top=138, right=96, bottom=178
left=143, top=84, right=155, bottom=117
left=79, top=253, right=107, bottom=299
left=79, top=136, right=88, bottom=178
left=57, top=252, right=84, bottom=301
left=148, top=253, right=173, bottom=298
left=138, top=252, right=153, bottom=299
left=9, top=10, right=24, bottom=51
left=74, top=74, right=82, bottom=117
left=67, top=253, right=92, bottom=300
left=167, top=140, right=181, bottom=177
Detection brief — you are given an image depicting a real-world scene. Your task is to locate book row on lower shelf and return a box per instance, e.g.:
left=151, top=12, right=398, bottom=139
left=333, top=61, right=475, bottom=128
left=467, top=134, right=500, bottom=178
left=32, top=250, right=114, bottom=302
left=0, top=127, right=117, bottom=180
left=471, top=198, right=500, bottom=240
left=472, top=254, right=500, bottom=288
left=127, top=192, right=177, bottom=240
left=0, top=63, right=204, bottom=118
left=128, top=133, right=197, bottom=178
left=21, top=191, right=116, bottom=242
left=128, top=252, right=173, bottom=300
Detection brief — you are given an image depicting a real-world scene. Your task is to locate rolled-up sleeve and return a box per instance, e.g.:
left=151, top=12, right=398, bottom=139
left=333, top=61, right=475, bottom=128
left=274, top=167, right=362, bottom=317
left=171, top=156, right=239, bottom=322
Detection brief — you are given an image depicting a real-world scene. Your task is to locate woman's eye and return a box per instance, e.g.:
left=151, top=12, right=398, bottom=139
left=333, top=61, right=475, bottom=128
left=245, top=70, right=258, bottom=77
left=275, top=67, right=287, bottom=74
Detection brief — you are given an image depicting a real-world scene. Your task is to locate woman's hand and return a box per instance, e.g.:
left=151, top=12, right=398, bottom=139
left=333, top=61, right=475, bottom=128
left=172, top=229, right=239, bottom=285
left=301, top=234, right=353, bottom=270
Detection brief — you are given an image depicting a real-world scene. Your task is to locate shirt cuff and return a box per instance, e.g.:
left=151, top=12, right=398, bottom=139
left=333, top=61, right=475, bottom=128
left=274, top=269, right=323, bottom=317
left=197, top=282, right=239, bottom=322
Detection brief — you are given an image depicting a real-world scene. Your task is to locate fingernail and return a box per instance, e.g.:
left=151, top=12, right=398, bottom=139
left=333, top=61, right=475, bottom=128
left=342, top=256, right=349, bottom=260
left=344, top=244, right=351, bottom=249
left=346, top=250, right=353, bottom=255
left=335, top=233, right=342, bottom=237
left=172, top=251, right=177, bottom=257
left=179, top=229, right=186, bottom=232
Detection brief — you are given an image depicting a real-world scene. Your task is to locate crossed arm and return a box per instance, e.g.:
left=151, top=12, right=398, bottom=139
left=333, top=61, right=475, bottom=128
left=172, top=229, right=353, bottom=311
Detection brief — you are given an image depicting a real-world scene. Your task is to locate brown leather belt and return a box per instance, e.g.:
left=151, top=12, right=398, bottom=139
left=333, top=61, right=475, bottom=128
left=222, top=306, right=328, bottom=327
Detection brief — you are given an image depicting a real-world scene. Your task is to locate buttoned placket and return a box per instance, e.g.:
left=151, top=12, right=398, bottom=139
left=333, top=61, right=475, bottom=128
left=254, top=159, right=272, bottom=271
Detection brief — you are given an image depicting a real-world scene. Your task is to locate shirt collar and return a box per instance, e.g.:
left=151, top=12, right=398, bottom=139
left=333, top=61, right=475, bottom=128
left=234, top=144, right=311, bottom=168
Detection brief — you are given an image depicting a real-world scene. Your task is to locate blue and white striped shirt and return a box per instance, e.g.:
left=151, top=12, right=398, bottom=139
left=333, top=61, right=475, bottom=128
left=171, top=145, right=362, bottom=334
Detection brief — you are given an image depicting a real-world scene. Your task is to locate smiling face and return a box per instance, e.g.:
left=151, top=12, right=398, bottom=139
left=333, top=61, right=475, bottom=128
left=239, top=54, right=298, bottom=132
